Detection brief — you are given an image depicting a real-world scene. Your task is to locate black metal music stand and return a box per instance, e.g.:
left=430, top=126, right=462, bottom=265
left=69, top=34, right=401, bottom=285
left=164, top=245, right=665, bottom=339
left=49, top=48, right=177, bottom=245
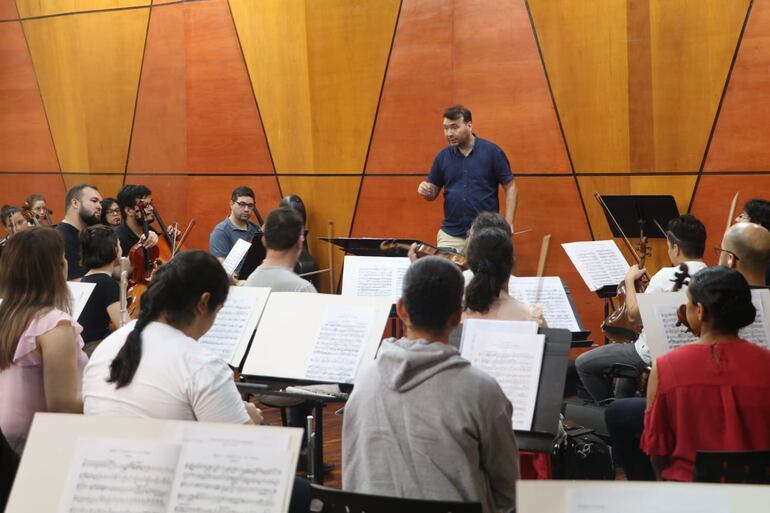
left=319, top=237, right=421, bottom=257
left=599, top=194, right=679, bottom=240
left=238, top=233, right=266, bottom=279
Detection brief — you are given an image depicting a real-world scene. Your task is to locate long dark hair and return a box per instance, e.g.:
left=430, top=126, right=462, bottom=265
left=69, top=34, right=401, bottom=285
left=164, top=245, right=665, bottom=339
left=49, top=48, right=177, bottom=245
left=465, top=227, right=514, bottom=314
left=688, top=267, right=756, bottom=334
left=108, top=250, right=229, bottom=388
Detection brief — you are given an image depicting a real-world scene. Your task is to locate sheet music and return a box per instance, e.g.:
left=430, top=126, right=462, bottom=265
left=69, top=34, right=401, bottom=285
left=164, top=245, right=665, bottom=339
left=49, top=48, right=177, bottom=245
left=68, top=281, right=96, bottom=320
left=738, top=289, right=770, bottom=349
left=221, top=238, right=252, bottom=275
left=565, top=485, right=729, bottom=513
left=304, top=304, right=376, bottom=383
left=199, top=286, right=271, bottom=366
left=562, top=241, right=629, bottom=291
left=57, top=438, right=180, bottom=513
left=508, top=277, right=580, bottom=331
left=460, top=320, right=544, bottom=431
left=651, top=303, right=697, bottom=352
left=341, top=255, right=411, bottom=303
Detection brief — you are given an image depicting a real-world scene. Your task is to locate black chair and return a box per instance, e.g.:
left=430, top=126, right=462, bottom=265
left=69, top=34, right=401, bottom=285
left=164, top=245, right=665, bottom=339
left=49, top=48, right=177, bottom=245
left=0, top=427, right=19, bottom=512
left=694, top=450, right=770, bottom=484
left=309, top=484, right=482, bottom=513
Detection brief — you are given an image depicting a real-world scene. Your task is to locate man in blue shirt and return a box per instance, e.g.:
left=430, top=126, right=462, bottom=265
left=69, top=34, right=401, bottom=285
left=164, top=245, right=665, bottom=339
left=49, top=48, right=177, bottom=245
left=209, top=186, right=262, bottom=277
left=418, top=105, right=517, bottom=253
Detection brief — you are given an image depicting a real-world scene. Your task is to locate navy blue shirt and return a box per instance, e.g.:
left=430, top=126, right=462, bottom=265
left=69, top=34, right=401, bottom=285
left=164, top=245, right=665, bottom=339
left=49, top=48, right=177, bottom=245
left=428, top=136, right=514, bottom=237
left=209, top=217, right=262, bottom=274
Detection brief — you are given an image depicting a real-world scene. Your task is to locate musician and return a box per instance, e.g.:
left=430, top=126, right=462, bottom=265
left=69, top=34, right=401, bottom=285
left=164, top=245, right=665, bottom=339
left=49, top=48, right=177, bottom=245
left=78, top=225, right=122, bottom=356
left=1, top=207, right=31, bottom=238
left=0, top=228, right=87, bottom=454
left=717, top=221, right=770, bottom=287
left=116, top=184, right=178, bottom=256
left=576, top=214, right=707, bottom=403
left=56, top=184, right=103, bottom=280
left=25, top=194, right=51, bottom=225
left=99, top=197, right=121, bottom=227
left=244, top=207, right=315, bottom=292
left=343, top=257, right=518, bottom=513
left=641, top=267, right=770, bottom=481
left=209, top=186, right=262, bottom=275
left=417, top=105, right=517, bottom=253
left=733, top=198, right=770, bottom=285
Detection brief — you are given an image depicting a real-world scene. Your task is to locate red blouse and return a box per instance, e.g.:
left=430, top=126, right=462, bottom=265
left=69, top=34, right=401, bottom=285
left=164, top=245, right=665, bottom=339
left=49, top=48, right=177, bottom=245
left=641, top=339, right=770, bottom=481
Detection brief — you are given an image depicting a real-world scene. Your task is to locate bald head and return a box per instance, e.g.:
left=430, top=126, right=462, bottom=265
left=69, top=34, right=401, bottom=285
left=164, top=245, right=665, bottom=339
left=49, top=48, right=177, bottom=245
left=722, top=223, right=770, bottom=281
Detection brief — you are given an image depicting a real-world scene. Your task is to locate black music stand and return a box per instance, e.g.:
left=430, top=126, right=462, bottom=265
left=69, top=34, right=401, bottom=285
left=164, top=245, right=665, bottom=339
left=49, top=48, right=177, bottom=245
left=599, top=194, right=679, bottom=240
left=238, top=233, right=266, bottom=280
left=320, top=237, right=420, bottom=257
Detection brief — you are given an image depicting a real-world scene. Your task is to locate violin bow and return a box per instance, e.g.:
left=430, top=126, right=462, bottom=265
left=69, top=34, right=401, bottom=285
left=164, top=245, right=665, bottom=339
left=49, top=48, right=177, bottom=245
left=726, top=192, right=740, bottom=232
left=533, top=234, right=552, bottom=305
left=593, top=192, right=643, bottom=265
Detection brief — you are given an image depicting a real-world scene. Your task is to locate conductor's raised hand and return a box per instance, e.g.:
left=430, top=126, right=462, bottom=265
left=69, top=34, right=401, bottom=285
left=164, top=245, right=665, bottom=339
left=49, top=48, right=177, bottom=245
left=417, top=181, right=439, bottom=201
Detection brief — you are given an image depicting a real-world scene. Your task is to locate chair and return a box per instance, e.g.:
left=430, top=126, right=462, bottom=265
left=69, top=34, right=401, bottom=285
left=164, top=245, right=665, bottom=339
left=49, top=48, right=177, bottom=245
left=693, top=450, right=770, bottom=484
left=309, top=484, right=482, bottom=513
left=0, top=427, right=19, bottom=512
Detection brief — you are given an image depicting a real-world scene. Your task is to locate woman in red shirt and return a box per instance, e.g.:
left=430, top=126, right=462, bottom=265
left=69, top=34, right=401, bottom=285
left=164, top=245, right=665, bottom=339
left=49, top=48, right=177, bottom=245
left=641, top=266, right=770, bottom=481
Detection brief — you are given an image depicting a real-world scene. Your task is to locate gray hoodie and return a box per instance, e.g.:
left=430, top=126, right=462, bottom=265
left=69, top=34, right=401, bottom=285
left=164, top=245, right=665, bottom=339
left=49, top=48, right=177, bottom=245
left=342, top=337, right=519, bottom=513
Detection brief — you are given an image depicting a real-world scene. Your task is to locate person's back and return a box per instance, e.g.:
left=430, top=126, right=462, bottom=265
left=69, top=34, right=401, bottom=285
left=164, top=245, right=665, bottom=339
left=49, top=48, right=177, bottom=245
left=342, top=257, right=518, bottom=513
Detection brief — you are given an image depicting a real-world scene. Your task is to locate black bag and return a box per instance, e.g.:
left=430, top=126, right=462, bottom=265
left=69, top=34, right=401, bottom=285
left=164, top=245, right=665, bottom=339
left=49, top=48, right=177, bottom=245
left=551, top=426, right=615, bottom=480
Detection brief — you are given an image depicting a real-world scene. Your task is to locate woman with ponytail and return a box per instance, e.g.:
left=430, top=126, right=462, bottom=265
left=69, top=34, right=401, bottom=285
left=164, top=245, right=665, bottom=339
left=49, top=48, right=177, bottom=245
left=463, top=227, right=543, bottom=324
left=82, top=250, right=261, bottom=424
left=0, top=228, right=86, bottom=454
left=641, top=266, right=770, bottom=481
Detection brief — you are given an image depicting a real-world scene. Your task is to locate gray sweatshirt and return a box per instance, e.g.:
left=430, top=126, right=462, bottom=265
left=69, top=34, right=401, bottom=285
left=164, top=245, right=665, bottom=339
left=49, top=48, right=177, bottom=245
left=342, top=337, right=519, bottom=513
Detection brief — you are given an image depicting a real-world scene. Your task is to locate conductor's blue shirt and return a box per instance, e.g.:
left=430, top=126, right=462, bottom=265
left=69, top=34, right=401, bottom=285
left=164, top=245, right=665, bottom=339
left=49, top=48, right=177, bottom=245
left=427, top=136, right=514, bottom=238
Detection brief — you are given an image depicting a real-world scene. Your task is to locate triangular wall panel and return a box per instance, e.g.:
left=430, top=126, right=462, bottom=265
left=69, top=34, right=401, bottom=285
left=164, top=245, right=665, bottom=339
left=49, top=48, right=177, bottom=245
left=15, top=0, right=149, bottom=18
left=0, top=0, right=17, bottom=20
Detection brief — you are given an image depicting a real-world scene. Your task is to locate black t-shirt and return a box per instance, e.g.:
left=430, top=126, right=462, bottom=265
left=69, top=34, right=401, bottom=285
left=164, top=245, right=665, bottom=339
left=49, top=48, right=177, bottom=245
left=78, top=273, right=121, bottom=343
left=56, top=222, right=85, bottom=280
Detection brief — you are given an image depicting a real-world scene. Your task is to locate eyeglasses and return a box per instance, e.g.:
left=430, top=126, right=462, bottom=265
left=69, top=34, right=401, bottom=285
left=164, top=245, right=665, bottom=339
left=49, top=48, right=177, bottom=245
left=714, top=247, right=740, bottom=261
left=235, top=201, right=256, bottom=210
left=735, top=212, right=751, bottom=222
left=106, top=208, right=120, bottom=215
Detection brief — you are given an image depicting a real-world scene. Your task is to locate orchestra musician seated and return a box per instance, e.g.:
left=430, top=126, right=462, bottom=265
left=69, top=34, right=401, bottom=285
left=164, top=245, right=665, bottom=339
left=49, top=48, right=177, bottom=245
left=209, top=186, right=262, bottom=278
left=0, top=228, right=87, bottom=454
left=25, top=193, right=53, bottom=225
left=77, top=225, right=122, bottom=356
left=343, top=257, right=519, bottom=513
left=731, top=200, right=770, bottom=286
left=641, top=266, right=770, bottom=481
left=99, top=197, right=122, bottom=227
left=116, top=184, right=179, bottom=257
left=56, top=184, right=103, bottom=280
left=1, top=206, right=31, bottom=241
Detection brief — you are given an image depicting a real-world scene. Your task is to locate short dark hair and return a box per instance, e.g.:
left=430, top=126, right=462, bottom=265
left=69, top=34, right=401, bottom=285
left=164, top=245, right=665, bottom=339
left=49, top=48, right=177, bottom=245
left=231, top=186, right=255, bottom=202
left=26, top=193, right=45, bottom=206
left=117, top=185, right=152, bottom=217
left=667, top=214, right=706, bottom=259
left=688, top=266, right=755, bottom=333
left=743, top=199, right=770, bottom=231
left=263, top=207, right=303, bottom=250
left=79, top=224, right=118, bottom=269
left=470, top=211, right=511, bottom=237
left=443, top=104, right=472, bottom=123
left=99, top=197, right=119, bottom=224
left=401, top=256, right=464, bottom=332
left=465, top=228, right=514, bottom=314
left=65, top=184, right=98, bottom=213
left=1, top=205, right=19, bottom=227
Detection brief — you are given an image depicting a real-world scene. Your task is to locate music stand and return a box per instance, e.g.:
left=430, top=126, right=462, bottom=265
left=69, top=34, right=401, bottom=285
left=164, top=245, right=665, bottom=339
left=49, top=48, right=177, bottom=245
left=320, top=237, right=420, bottom=257
left=238, top=233, right=266, bottom=279
left=599, top=195, right=679, bottom=240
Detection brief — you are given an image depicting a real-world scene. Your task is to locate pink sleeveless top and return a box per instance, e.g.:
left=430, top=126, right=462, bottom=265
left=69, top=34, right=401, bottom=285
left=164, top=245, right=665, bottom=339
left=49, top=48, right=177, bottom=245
left=0, top=309, right=86, bottom=454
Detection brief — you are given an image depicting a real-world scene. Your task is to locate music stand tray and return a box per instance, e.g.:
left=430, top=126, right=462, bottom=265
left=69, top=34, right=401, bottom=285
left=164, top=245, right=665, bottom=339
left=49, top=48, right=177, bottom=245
left=238, top=233, right=266, bottom=279
left=599, top=195, right=679, bottom=239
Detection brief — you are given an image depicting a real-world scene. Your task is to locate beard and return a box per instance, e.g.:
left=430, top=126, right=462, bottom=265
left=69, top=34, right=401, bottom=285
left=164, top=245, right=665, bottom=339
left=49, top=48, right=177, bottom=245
left=79, top=209, right=101, bottom=227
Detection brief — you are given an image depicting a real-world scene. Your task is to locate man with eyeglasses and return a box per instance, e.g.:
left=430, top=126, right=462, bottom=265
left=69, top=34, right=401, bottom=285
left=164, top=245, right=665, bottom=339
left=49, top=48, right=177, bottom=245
left=733, top=198, right=770, bottom=286
left=209, top=186, right=262, bottom=276
left=718, top=222, right=770, bottom=287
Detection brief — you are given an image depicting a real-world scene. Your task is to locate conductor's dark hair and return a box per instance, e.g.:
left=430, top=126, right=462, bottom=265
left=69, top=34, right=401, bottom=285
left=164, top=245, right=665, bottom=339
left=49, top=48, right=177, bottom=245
left=263, top=207, right=303, bottom=251
left=279, top=195, right=307, bottom=225
left=117, top=185, right=151, bottom=217
left=65, top=183, right=98, bottom=213
left=743, top=199, right=770, bottom=231
left=688, top=266, right=755, bottom=333
left=667, top=214, right=706, bottom=259
left=443, top=105, right=472, bottom=123
left=231, top=186, right=255, bottom=202
left=401, top=256, right=464, bottom=333
left=470, top=211, right=511, bottom=237
left=465, top=228, right=514, bottom=314
left=108, top=250, right=229, bottom=389
left=79, top=224, right=118, bottom=270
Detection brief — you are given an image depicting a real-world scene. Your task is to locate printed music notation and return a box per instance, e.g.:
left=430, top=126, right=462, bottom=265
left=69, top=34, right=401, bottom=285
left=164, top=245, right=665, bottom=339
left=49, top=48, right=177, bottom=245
left=562, top=240, right=629, bottom=292
left=341, top=255, right=411, bottom=304
left=508, top=277, right=581, bottom=331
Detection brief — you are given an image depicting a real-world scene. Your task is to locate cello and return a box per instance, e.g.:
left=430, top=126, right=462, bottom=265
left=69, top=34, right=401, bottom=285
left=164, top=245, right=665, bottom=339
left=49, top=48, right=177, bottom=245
left=126, top=200, right=160, bottom=318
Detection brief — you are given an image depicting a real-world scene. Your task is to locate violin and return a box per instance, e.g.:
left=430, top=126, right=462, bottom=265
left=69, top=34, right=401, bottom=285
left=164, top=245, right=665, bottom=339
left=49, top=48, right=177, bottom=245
left=127, top=200, right=161, bottom=318
left=379, top=240, right=468, bottom=270
left=671, top=263, right=694, bottom=334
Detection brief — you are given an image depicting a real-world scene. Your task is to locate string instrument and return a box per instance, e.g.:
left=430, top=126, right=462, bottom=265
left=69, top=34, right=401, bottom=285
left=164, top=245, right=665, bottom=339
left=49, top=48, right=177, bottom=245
left=127, top=200, right=161, bottom=318
left=22, top=200, right=53, bottom=226
left=532, top=234, right=552, bottom=326
left=152, top=204, right=195, bottom=260
left=671, top=263, right=694, bottom=335
left=594, top=193, right=652, bottom=343
left=379, top=240, right=468, bottom=270
left=119, top=257, right=129, bottom=328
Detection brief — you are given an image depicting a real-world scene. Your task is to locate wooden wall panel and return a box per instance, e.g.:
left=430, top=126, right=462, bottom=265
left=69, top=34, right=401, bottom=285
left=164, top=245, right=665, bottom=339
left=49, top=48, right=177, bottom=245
left=15, top=0, right=149, bottom=18
left=0, top=0, right=17, bottom=20
left=366, top=0, right=569, bottom=175
left=127, top=0, right=273, bottom=174
left=529, top=0, right=630, bottom=172
left=62, top=174, right=124, bottom=199
left=0, top=22, right=59, bottom=172
left=705, top=1, right=770, bottom=172
left=0, top=174, right=65, bottom=218
left=277, top=176, right=361, bottom=292
left=23, top=9, right=149, bottom=173
left=124, top=175, right=283, bottom=251
left=690, top=175, right=770, bottom=267
left=577, top=175, right=698, bottom=273
left=648, top=0, right=749, bottom=172
left=230, top=0, right=399, bottom=174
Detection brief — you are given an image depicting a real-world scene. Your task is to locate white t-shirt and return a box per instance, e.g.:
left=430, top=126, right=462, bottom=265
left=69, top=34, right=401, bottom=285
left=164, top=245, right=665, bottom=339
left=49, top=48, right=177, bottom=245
left=634, top=261, right=707, bottom=363
left=83, top=321, right=249, bottom=424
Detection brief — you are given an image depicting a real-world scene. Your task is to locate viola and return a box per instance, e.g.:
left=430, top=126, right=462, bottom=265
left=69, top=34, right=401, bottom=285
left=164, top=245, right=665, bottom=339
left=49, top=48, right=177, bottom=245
left=379, top=240, right=468, bottom=270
